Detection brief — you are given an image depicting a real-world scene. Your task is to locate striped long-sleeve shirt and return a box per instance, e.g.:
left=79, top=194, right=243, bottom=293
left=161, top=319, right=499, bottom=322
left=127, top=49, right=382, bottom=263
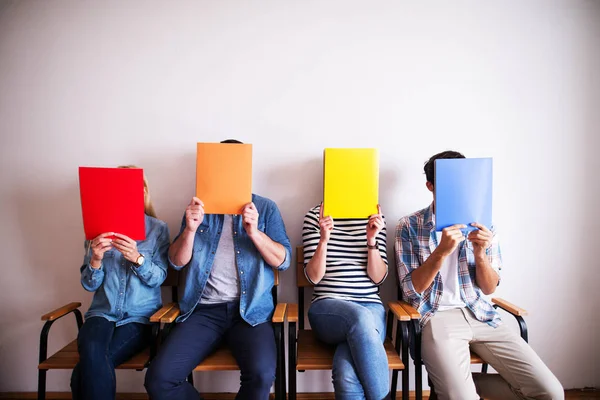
left=302, top=204, right=388, bottom=304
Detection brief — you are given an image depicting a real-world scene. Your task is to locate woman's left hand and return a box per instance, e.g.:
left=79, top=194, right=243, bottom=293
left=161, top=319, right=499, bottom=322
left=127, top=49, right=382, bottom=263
left=366, top=205, right=385, bottom=246
left=112, top=233, right=141, bottom=263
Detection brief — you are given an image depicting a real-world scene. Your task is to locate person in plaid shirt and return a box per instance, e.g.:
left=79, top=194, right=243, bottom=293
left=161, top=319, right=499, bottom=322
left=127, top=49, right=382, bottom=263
left=395, top=151, right=563, bottom=400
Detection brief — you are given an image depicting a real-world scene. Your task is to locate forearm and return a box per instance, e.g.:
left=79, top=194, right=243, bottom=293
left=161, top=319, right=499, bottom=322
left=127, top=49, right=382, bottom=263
left=410, top=250, right=445, bottom=294
left=367, top=249, right=387, bottom=284
left=249, top=231, right=287, bottom=268
left=305, top=241, right=327, bottom=284
left=168, top=230, right=195, bottom=268
left=133, top=260, right=167, bottom=288
left=474, top=253, right=499, bottom=295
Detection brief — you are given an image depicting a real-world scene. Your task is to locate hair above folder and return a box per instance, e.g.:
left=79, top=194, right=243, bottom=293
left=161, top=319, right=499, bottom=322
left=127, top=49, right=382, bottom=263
left=117, top=165, right=157, bottom=218
left=424, top=150, right=465, bottom=184
left=220, top=139, right=244, bottom=144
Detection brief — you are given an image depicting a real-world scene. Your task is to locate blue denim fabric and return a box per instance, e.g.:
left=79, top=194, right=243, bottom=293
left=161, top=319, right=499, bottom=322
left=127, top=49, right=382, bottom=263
left=81, top=215, right=170, bottom=325
left=171, top=194, right=291, bottom=325
left=145, top=302, right=276, bottom=400
left=71, top=316, right=152, bottom=400
left=308, top=299, right=389, bottom=400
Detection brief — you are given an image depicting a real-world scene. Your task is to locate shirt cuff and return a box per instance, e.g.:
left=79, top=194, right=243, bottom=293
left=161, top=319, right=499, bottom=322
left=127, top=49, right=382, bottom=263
left=403, top=275, right=423, bottom=300
left=87, top=262, right=102, bottom=272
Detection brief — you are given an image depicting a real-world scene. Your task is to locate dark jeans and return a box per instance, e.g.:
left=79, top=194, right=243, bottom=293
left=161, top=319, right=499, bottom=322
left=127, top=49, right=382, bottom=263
left=71, top=316, right=152, bottom=400
left=145, top=302, right=277, bottom=400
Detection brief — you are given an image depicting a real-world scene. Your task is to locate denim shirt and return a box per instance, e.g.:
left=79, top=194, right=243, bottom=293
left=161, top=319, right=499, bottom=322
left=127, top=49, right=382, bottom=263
left=81, top=215, right=170, bottom=326
left=171, top=194, right=292, bottom=326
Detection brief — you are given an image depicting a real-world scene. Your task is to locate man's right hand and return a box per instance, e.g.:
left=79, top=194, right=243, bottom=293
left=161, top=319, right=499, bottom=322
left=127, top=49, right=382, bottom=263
left=436, top=224, right=467, bottom=257
left=185, top=197, right=205, bottom=233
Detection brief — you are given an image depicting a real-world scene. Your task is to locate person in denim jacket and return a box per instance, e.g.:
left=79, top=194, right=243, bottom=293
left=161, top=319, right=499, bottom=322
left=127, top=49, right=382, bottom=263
left=145, top=140, right=292, bottom=400
left=71, top=166, right=170, bottom=400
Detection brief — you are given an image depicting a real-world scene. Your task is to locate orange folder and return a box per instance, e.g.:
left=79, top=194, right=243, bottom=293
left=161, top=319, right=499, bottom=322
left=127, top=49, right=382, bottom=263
left=196, top=143, right=252, bottom=214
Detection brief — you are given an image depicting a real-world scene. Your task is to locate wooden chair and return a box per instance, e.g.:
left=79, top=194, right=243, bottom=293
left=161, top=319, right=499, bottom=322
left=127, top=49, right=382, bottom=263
left=287, top=246, right=412, bottom=400
left=37, top=268, right=180, bottom=400
left=155, top=268, right=287, bottom=400
left=398, top=294, right=529, bottom=400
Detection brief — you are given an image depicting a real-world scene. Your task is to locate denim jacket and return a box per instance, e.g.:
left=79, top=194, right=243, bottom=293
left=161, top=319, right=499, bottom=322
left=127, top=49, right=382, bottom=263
left=81, top=215, right=170, bottom=326
left=171, top=194, right=291, bottom=325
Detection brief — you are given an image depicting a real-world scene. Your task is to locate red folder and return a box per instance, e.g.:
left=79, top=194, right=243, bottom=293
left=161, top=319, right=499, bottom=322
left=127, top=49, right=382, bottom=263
left=79, top=167, right=146, bottom=240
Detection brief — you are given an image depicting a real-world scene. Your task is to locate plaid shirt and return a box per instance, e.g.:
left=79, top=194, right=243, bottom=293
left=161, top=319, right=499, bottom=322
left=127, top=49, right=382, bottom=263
left=395, top=203, right=503, bottom=328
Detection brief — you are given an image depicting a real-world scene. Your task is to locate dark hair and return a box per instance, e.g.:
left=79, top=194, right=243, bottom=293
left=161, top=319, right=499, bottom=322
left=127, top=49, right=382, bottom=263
left=424, top=150, right=465, bottom=184
left=220, top=139, right=244, bottom=144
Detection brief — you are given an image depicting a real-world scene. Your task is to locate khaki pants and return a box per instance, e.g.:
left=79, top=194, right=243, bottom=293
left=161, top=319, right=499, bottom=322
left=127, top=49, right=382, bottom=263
left=421, top=308, right=564, bottom=400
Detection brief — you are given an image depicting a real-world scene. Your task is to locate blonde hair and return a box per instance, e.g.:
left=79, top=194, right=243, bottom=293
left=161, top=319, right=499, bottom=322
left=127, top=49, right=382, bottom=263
left=118, top=165, right=158, bottom=218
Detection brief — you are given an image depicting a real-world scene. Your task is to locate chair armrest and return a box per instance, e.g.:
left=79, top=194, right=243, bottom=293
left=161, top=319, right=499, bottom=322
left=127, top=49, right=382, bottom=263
left=397, top=301, right=420, bottom=320
left=272, top=303, right=287, bottom=323
left=388, top=301, right=411, bottom=321
left=41, top=302, right=82, bottom=321
left=492, top=298, right=528, bottom=316
left=160, top=305, right=181, bottom=323
left=150, top=303, right=176, bottom=323
left=287, top=303, right=298, bottom=323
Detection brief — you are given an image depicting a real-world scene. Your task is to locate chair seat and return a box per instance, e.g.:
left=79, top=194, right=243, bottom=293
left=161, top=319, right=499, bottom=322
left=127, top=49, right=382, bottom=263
left=470, top=351, right=484, bottom=364
left=296, top=330, right=404, bottom=371
left=194, top=343, right=240, bottom=371
left=38, top=340, right=150, bottom=370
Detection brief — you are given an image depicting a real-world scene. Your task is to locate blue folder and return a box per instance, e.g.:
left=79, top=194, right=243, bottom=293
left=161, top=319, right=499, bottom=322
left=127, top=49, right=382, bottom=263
left=434, top=158, right=493, bottom=232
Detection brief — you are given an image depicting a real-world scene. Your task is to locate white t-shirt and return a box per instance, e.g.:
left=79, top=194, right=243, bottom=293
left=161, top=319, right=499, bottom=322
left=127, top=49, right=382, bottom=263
left=435, top=232, right=466, bottom=311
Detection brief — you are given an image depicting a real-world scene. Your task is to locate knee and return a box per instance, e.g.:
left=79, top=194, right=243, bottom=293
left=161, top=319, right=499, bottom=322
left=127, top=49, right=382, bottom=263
left=77, top=338, right=108, bottom=361
left=242, top=363, right=276, bottom=389
left=144, top=361, right=171, bottom=396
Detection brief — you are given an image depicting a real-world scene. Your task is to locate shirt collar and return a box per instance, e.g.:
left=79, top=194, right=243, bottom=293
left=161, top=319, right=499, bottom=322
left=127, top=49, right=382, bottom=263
left=424, top=202, right=435, bottom=231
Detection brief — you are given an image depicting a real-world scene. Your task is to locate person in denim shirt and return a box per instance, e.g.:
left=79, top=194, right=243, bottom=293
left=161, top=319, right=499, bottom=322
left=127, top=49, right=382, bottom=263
left=71, top=166, right=170, bottom=400
left=145, top=141, right=292, bottom=400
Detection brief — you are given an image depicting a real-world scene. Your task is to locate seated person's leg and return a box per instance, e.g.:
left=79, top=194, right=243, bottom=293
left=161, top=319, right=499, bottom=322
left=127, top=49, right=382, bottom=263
left=226, top=317, right=277, bottom=400
left=71, top=317, right=116, bottom=400
left=331, top=342, right=366, bottom=400
left=308, top=299, right=389, bottom=399
left=470, top=319, right=564, bottom=400
left=144, top=304, right=228, bottom=400
left=108, top=322, right=152, bottom=367
left=421, top=309, right=479, bottom=400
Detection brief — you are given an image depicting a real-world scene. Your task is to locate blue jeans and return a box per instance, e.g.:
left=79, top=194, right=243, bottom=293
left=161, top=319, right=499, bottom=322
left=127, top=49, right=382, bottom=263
left=145, top=302, right=276, bottom=400
left=308, top=299, right=389, bottom=400
left=71, top=316, right=152, bottom=400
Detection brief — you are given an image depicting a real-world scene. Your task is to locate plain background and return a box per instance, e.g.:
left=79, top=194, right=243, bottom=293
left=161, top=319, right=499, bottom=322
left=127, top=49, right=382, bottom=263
left=0, top=0, right=599, bottom=393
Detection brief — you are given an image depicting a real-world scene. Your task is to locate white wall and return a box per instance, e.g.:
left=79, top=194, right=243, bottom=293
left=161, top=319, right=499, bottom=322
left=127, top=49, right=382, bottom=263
left=1, top=0, right=599, bottom=393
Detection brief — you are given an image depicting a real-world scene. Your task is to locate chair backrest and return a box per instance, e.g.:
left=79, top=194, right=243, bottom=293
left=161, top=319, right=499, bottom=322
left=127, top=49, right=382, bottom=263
left=296, top=245, right=312, bottom=330
left=160, top=268, right=179, bottom=303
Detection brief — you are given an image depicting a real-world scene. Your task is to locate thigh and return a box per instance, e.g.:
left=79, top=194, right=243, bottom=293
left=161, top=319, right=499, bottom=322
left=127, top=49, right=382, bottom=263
left=150, top=305, right=227, bottom=382
left=108, top=323, right=152, bottom=367
left=421, top=309, right=478, bottom=400
left=470, top=321, right=564, bottom=399
left=360, top=302, right=386, bottom=341
left=226, top=319, right=277, bottom=375
left=308, top=299, right=376, bottom=345
left=77, top=317, right=114, bottom=355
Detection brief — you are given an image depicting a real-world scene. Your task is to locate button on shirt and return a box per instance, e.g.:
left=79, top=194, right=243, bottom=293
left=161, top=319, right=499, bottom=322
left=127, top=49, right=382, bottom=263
left=81, top=215, right=170, bottom=326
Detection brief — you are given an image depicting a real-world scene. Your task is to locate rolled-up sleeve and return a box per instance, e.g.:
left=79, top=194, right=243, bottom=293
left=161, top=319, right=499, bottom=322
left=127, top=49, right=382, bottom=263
left=131, top=224, right=170, bottom=288
left=80, top=241, right=104, bottom=292
left=395, top=219, right=423, bottom=302
left=266, top=202, right=292, bottom=271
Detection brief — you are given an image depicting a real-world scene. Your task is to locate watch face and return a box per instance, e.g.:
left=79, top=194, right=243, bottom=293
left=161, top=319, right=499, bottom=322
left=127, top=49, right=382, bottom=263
left=137, top=255, right=145, bottom=265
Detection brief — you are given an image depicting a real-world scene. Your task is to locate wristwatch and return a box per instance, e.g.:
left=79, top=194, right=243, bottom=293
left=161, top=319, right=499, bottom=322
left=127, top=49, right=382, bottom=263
left=134, top=254, right=145, bottom=267
left=367, top=243, right=378, bottom=250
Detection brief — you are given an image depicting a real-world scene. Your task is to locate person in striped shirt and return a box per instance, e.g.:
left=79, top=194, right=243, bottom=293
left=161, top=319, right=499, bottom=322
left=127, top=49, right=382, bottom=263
left=396, top=150, right=563, bottom=400
left=303, top=203, right=389, bottom=400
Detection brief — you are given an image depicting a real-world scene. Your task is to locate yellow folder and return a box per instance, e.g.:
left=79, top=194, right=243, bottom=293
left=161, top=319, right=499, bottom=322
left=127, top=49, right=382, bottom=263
left=323, top=148, right=379, bottom=219
left=196, top=143, right=252, bottom=214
